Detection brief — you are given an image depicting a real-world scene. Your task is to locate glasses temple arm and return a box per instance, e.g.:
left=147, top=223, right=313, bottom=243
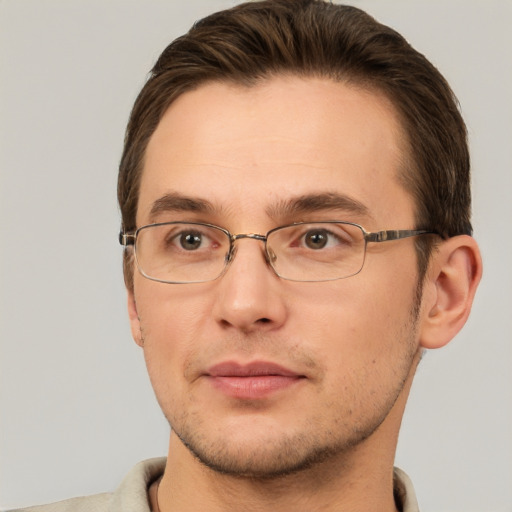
left=365, top=229, right=435, bottom=243
left=119, top=232, right=136, bottom=246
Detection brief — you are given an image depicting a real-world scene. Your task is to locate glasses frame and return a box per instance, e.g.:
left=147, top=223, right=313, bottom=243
left=119, top=221, right=436, bottom=284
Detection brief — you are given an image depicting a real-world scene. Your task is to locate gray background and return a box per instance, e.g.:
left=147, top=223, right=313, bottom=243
left=1, top=1, right=511, bottom=510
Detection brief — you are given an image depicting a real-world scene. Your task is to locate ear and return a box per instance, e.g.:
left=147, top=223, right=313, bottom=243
left=419, top=235, right=482, bottom=349
left=127, top=289, right=144, bottom=347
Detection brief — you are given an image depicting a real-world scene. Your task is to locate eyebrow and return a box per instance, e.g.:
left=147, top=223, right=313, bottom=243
left=266, top=192, right=372, bottom=220
left=148, top=191, right=372, bottom=223
left=149, top=192, right=215, bottom=221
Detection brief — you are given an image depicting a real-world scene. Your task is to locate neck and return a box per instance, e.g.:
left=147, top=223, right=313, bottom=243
left=158, top=425, right=400, bottom=512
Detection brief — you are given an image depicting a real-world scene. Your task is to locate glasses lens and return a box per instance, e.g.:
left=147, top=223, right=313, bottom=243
left=135, top=223, right=230, bottom=283
left=267, top=222, right=366, bottom=281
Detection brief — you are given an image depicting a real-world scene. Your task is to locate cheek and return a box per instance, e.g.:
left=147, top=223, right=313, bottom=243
left=134, top=281, right=214, bottom=389
left=291, top=268, right=419, bottom=371
left=135, top=277, right=214, bottom=337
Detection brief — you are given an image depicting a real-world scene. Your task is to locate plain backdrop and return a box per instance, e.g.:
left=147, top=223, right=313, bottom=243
left=1, top=1, right=511, bottom=510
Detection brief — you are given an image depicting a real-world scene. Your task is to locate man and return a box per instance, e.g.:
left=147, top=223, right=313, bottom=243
left=13, top=1, right=481, bottom=511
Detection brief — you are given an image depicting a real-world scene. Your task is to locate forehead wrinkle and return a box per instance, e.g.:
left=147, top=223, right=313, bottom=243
left=265, top=193, right=374, bottom=222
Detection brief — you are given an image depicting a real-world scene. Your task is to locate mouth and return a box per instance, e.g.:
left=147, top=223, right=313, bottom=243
left=205, top=361, right=306, bottom=400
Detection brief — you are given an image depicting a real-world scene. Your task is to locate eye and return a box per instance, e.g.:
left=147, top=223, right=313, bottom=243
left=304, top=229, right=330, bottom=249
left=302, top=228, right=347, bottom=250
left=179, top=231, right=204, bottom=251
left=161, top=227, right=217, bottom=252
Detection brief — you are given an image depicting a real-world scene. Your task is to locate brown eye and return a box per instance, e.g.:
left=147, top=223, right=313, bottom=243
left=304, top=230, right=329, bottom=249
left=180, top=232, right=203, bottom=250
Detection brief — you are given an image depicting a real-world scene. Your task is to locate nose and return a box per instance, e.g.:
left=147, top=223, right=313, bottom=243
left=212, top=237, right=288, bottom=333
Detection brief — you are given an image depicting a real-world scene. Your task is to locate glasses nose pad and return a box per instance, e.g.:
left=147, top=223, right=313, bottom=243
left=225, top=244, right=237, bottom=264
left=266, top=246, right=277, bottom=264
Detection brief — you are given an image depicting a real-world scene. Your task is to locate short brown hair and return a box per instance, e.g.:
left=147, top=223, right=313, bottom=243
left=118, top=0, right=471, bottom=289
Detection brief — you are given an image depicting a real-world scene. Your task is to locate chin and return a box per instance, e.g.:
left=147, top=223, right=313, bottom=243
left=171, top=417, right=375, bottom=479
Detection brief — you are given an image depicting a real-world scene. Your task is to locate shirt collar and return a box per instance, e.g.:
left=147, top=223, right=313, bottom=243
left=110, top=459, right=420, bottom=512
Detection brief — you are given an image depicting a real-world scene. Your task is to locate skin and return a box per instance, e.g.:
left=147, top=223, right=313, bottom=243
left=127, top=76, right=482, bottom=511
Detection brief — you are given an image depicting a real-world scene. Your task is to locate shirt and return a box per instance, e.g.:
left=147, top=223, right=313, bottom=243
left=9, top=458, right=420, bottom=511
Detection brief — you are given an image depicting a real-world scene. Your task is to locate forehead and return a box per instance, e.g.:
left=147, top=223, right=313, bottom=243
left=139, top=76, right=415, bottom=228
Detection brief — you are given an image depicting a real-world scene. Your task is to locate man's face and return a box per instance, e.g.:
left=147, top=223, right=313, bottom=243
left=129, top=76, right=424, bottom=477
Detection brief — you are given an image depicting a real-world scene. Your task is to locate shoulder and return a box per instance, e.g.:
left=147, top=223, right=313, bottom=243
left=7, top=458, right=166, bottom=512
left=7, top=493, right=112, bottom=512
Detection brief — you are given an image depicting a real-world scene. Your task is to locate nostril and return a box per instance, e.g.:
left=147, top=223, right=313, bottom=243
left=258, top=318, right=271, bottom=324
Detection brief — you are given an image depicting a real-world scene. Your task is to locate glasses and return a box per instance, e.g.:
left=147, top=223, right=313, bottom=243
left=119, top=221, right=434, bottom=284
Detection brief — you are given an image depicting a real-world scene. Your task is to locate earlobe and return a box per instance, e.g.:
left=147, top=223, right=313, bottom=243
left=127, top=290, right=144, bottom=347
left=419, top=235, right=482, bottom=349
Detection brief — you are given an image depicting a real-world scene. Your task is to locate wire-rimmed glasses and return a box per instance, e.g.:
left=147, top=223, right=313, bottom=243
left=119, top=221, right=434, bottom=284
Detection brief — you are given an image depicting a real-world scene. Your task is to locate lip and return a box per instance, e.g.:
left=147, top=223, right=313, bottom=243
left=205, top=361, right=305, bottom=399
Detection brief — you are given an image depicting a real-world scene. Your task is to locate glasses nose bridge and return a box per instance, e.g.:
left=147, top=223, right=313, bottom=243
left=227, top=232, right=270, bottom=264
left=231, top=232, right=267, bottom=243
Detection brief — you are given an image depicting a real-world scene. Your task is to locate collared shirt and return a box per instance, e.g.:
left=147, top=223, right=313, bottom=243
left=10, top=458, right=420, bottom=512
